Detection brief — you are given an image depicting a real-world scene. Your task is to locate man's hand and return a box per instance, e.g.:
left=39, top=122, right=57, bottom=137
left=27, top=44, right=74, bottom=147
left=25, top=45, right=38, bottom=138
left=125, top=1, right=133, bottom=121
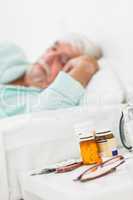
left=65, top=56, right=99, bottom=87
left=63, top=55, right=99, bottom=76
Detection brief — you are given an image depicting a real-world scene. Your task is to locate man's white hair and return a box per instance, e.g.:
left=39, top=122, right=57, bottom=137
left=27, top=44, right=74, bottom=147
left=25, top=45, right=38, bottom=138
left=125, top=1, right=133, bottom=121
left=59, top=33, right=102, bottom=60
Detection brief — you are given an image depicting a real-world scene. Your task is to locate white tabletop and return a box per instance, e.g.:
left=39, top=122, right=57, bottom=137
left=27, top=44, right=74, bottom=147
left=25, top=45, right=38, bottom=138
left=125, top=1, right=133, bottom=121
left=21, top=154, right=133, bottom=200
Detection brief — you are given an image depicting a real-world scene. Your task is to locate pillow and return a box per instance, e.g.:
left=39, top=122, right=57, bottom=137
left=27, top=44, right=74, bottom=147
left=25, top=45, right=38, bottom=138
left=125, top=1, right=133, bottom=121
left=110, top=59, right=133, bottom=104
left=82, top=58, right=126, bottom=106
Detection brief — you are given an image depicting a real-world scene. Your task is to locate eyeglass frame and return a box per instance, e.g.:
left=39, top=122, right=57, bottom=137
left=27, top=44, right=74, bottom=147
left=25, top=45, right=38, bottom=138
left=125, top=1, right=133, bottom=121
left=74, top=155, right=125, bottom=182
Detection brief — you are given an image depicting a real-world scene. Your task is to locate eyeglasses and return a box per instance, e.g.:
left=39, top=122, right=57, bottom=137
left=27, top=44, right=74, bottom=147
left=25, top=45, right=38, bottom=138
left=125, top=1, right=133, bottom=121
left=74, top=155, right=125, bottom=182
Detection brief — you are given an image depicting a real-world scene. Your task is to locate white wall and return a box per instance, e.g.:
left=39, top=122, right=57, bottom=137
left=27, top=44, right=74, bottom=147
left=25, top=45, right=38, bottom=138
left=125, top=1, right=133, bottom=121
left=0, top=0, right=132, bottom=58
left=0, top=0, right=132, bottom=90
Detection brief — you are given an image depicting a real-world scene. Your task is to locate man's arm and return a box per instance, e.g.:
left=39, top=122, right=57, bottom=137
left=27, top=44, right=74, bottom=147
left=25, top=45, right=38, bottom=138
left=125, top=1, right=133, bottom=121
left=31, top=56, right=99, bottom=111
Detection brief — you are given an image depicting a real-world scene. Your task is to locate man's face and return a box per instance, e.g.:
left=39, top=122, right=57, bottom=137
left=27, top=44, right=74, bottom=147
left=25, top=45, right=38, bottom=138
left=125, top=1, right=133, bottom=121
left=45, top=41, right=80, bottom=67
left=25, top=42, right=81, bottom=88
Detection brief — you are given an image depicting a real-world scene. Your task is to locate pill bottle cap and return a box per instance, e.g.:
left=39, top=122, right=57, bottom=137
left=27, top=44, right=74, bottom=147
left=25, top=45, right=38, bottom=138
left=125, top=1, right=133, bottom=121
left=74, top=121, right=95, bottom=141
left=96, top=130, right=113, bottom=137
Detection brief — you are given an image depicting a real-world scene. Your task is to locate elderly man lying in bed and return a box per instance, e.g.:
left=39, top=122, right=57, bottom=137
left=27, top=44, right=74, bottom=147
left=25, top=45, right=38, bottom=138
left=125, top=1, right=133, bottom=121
left=0, top=34, right=102, bottom=118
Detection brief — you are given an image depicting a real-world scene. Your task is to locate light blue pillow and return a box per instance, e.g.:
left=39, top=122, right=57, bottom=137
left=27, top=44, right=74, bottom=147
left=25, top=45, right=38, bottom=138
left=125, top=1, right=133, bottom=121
left=0, top=42, right=30, bottom=84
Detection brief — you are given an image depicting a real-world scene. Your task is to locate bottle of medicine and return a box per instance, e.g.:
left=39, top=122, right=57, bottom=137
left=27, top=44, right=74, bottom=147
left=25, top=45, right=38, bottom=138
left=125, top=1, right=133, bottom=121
left=75, top=122, right=102, bottom=165
left=96, top=130, right=118, bottom=157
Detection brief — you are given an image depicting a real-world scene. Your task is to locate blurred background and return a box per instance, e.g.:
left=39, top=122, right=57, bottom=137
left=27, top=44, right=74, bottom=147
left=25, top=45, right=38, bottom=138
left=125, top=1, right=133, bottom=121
left=0, top=0, right=132, bottom=90
left=0, top=0, right=131, bottom=60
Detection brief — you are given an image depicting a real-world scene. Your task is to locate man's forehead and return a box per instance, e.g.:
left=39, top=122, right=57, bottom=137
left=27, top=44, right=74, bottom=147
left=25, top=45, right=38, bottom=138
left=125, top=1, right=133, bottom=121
left=51, top=41, right=81, bottom=56
left=53, top=41, right=73, bottom=49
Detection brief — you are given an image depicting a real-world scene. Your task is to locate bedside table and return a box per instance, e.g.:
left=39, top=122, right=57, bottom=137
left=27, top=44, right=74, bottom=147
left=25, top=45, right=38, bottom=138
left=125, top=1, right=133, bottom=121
left=20, top=154, right=133, bottom=200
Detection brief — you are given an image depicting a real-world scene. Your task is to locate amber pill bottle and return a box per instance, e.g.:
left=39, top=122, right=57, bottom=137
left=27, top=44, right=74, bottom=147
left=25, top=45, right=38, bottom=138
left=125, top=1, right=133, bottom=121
left=75, top=122, right=102, bottom=165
